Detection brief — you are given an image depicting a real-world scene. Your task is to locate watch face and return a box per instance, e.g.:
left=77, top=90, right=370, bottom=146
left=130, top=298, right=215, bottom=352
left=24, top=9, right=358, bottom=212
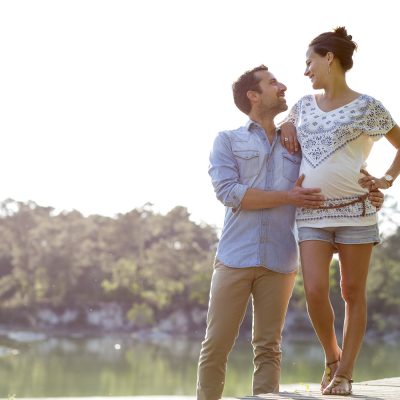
left=385, top=174, right=394, bottom=182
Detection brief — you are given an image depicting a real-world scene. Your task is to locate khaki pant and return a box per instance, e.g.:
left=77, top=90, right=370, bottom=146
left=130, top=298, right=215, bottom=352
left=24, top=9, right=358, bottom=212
left=196, top=261, right=296, bottom=400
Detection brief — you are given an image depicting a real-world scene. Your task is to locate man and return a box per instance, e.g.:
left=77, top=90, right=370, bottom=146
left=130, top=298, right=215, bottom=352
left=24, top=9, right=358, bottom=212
left=196, top=65, right=383, bottom=400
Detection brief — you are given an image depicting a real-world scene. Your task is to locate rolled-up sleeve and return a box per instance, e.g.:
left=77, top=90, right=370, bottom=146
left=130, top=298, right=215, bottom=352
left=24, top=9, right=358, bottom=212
left=208, top=132, right=248, bottom=209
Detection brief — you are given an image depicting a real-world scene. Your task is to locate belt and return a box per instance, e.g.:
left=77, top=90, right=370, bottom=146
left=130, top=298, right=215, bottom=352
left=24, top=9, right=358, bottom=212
left=318, top=194, right=369, bottom=217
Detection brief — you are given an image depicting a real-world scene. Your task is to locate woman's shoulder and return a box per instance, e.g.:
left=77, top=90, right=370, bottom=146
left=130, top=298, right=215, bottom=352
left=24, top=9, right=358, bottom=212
left=292, top=94, right=314, bottom=109
left=297, top=94, right=314, bottom=103
left=357, top=94, right=390, bottom=114
left=358, top=93, right=382, bottom=105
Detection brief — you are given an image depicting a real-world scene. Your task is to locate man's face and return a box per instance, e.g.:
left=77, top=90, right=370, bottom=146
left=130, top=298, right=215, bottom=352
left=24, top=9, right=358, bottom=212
left=251, top=70, right=288, bottom=114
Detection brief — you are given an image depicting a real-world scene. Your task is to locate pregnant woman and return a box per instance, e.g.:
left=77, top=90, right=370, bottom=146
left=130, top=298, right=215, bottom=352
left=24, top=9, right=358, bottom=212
left=283, top=27, right=400, bottom=395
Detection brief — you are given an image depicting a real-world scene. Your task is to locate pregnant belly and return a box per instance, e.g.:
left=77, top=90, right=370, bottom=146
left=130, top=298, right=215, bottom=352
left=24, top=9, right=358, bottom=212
left=300, top=167, right=367, bottom=199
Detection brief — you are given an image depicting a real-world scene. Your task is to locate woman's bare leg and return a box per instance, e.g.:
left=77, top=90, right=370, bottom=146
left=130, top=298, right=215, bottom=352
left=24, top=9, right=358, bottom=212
left=300, top=240, right=342, bottom=383
left=335, top=243, right=372, bottom=379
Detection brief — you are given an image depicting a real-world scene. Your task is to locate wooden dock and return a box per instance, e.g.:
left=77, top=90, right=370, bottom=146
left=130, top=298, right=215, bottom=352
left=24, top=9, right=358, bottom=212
left=8, top=377, right=400, bottom=400
left=237, top=376, right=400, bottom=399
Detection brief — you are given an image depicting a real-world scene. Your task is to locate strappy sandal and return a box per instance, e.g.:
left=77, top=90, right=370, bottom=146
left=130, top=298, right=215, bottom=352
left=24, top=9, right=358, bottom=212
left=322, top=375, right=353, bottom=396
left=321, top=359, right=340, bottom=392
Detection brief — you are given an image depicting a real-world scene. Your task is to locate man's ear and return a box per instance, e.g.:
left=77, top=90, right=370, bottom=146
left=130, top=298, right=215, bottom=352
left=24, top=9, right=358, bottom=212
left=246, top=90, right=258, bottom=103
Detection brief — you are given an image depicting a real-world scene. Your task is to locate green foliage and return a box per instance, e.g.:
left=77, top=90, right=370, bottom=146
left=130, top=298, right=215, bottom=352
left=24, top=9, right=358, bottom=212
left=0, top=199, right=217, bottom=325
left=102, top=206, right=217, bottom=319
left=127, top=303, right=155, bottom=327
left=0, top=197, right=398, bottom=334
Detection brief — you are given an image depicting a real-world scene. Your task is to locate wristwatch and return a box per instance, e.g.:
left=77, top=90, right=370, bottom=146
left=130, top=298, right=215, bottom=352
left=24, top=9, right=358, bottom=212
left=383, top=174, right=394, bottom=188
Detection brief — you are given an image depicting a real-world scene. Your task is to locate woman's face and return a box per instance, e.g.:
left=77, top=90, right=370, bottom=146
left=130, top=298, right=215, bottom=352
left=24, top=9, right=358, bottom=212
left=304, top=47, right=330, bottom=90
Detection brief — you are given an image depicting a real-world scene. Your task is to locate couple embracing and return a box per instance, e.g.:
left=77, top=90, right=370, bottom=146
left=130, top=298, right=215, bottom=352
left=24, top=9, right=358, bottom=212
left=197, top=27, right=400, bottom=399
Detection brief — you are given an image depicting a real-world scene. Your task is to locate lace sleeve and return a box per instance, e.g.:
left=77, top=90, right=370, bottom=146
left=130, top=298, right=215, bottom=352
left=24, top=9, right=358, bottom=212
left=363, top=97, right=396, bottom=141
left=283, top=99, right=301, bottom=125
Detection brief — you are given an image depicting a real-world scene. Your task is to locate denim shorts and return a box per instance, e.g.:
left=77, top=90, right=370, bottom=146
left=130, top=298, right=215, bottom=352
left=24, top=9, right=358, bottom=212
left=298, top=224, right=380, bottom=246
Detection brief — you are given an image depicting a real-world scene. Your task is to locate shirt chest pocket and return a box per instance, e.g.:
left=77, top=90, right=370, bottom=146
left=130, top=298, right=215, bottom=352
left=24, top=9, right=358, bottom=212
left=282, top=153, right=301, bottom=182
left=233, top=149, right=260, bottom=179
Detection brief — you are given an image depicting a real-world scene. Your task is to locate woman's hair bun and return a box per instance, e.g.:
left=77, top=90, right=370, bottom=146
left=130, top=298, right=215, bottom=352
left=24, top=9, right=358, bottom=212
left=309, top=26, right=357, bottom=71
left=334, top=26, right=352, bottom=41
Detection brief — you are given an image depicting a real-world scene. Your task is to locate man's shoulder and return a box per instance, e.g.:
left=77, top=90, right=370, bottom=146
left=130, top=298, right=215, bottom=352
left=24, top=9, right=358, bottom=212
left=216, top=124, right=252, bottom=141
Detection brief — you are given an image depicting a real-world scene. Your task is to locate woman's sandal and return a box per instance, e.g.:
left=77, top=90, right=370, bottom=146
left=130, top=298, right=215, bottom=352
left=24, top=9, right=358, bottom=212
left=322, top=375, right=353, bottom=396
left=321, top=359, right=340, bottom=392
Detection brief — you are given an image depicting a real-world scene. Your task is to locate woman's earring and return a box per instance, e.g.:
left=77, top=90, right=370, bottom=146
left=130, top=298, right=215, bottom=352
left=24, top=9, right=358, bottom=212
left=328, top=64, right=331, bottom=74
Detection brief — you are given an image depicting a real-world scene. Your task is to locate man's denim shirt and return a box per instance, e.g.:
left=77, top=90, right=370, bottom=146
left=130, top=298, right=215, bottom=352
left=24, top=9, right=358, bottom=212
left=209, top=120, right=301, bottom=274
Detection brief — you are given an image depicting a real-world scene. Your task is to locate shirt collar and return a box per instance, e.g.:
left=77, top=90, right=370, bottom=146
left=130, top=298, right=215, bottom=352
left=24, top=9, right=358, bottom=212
left=245, top=119, right=261, bottom=132
left=245, top=120, right=281, bottom=136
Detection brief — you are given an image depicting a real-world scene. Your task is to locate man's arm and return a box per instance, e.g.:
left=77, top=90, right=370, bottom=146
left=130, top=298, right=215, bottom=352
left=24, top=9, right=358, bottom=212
left=208, top=132, right=249, bottom=210
left=209, top=133, right=324, bottom=211
left=241, top=175, right=325, bottom=210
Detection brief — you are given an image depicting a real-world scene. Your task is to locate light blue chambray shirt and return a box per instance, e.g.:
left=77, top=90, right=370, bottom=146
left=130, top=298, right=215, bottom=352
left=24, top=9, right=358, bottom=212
left=209, top=120, right=301, bottom=274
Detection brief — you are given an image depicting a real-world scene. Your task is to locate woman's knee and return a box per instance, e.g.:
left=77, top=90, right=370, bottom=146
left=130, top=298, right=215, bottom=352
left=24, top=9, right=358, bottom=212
left=340, top=282, right=366, bottom=304
left=304, top=284, right=329, bottom=305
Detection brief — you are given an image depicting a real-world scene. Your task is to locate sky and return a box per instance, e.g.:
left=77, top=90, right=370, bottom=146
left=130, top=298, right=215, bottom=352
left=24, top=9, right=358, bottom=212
left=1, top=0, right=399, bottom=230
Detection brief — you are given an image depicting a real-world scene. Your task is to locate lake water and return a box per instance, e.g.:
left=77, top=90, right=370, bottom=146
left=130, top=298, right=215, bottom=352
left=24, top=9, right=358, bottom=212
left=0, top=334, right=399, bottom=397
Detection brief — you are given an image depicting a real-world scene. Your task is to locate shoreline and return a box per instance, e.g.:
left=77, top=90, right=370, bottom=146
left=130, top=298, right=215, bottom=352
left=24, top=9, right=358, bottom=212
left=1, top=324, right=398, bottom=345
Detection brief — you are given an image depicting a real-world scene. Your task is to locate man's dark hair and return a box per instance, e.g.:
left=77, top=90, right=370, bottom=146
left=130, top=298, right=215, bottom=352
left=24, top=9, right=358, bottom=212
left=232, top=65, right=268, bottom=115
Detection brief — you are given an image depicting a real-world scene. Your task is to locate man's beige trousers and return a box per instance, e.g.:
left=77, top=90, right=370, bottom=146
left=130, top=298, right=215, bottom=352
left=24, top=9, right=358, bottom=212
left=196, top=261, right=296, bottom=400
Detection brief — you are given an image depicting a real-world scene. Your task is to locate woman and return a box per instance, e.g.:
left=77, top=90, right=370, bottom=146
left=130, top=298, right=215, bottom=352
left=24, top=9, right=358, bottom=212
left=282, top=27, right=400, bottom=395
